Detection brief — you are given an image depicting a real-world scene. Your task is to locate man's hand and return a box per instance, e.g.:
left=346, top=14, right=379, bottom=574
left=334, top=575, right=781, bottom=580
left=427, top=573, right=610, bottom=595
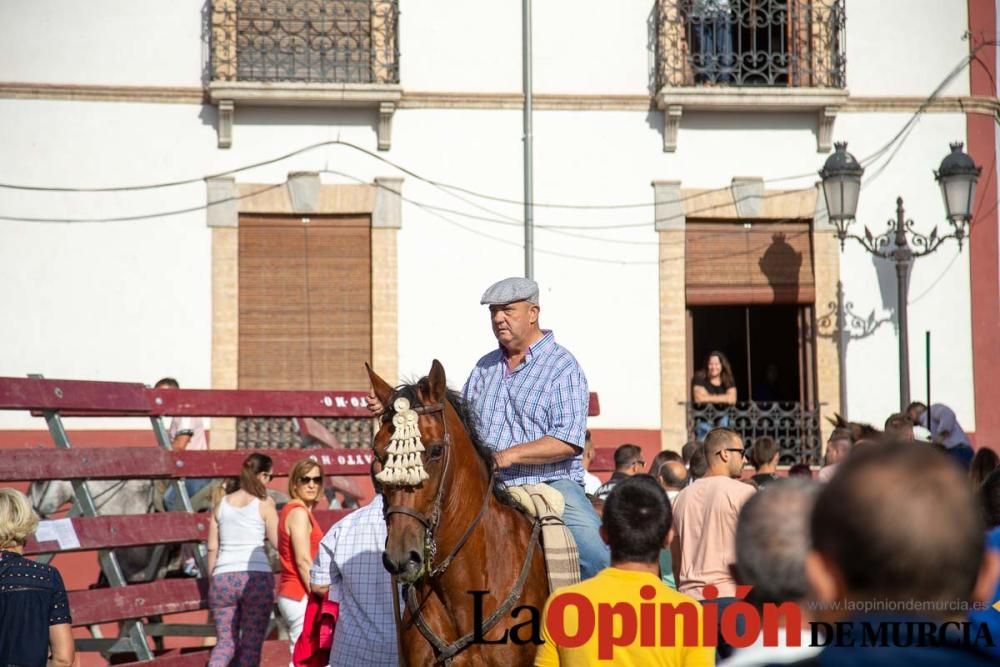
left=493, top=448, right=519, bottom=470
left=367, top=390, right=385, bottom=417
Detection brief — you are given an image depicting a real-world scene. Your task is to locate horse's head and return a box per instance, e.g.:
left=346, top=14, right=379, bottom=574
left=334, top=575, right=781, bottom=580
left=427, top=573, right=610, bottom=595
left=368, top=359, right=471, bottom=584
left=27, top=480, right=73, bottom=518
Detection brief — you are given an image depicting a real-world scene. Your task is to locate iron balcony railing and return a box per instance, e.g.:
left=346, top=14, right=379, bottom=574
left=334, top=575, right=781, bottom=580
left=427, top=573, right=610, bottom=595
left=657, top=0, right=846, bottom=88
left=211, top=0, right=400, bottom=84
left=686, top=401, right=823, bottom=465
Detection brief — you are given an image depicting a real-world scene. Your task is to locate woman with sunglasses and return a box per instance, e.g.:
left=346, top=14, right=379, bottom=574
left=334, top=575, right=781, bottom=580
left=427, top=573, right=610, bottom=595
left=277, top=459, right=325, bottom=660
left=206, top=452, right=279, bottom=667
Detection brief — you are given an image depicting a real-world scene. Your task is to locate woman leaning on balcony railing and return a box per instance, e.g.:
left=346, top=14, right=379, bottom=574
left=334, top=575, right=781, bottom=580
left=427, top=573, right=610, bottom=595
left=691, top=350, right=737, bottom=441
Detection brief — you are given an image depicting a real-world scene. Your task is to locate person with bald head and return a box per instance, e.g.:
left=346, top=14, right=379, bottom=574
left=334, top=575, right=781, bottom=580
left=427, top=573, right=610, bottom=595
left=818, top=428, right=852, bottom=483
left=883, top=413, right=915, bottom=443
left=722, top=478, right=822, bottom=666
left=671, top=428, right=756, bottom=659
left=797, top=442, right=999, bottom=665
left=659, top=460, right=690, bottom=503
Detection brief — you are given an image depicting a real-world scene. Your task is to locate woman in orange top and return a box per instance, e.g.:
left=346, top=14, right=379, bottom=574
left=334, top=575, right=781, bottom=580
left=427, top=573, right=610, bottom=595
left=277, top=458, right=325, bottom=659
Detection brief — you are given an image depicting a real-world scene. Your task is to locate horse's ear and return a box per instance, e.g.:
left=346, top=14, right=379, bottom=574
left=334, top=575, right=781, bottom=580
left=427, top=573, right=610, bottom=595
left=366, top=363, right=394, bottom=406
left=427, top=359, right=447, bottom=403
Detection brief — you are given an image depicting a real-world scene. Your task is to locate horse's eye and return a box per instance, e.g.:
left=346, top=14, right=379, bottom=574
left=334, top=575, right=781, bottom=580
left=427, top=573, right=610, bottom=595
left=427, top=444, right=445, bottom=460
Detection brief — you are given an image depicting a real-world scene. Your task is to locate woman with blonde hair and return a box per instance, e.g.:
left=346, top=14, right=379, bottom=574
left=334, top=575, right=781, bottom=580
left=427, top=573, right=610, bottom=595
left=0, top=488, right=75, bottom=667
left=207, top=453, right=279, bottom=667
left=277, top=458, right=325, bottom=658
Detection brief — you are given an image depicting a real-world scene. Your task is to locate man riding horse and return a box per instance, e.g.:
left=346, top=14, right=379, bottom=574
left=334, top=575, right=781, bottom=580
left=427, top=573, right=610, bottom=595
left=370, top=276, right=608, bottom=580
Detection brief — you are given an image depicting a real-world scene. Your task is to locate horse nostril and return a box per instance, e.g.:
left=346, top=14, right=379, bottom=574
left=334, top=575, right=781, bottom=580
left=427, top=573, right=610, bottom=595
left=408, top=550, right=422, bottom=568
left=382, top=551, right=400, bottom=574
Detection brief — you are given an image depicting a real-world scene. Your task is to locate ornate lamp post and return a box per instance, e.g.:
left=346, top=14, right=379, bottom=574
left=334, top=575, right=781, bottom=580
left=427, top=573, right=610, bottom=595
left=819, top=142, right=981, bottom=410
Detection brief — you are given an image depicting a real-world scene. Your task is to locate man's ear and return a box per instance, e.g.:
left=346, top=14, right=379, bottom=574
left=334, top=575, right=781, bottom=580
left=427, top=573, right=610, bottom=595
left=805, top=550, right=843, bottom=606
left=599, top=525, right=610, bottom=547
left=663, top=527, right=674, bottom=549
left=529, top=303, right=540, bottom=325
left=972, top=549, right=1000, bottom=607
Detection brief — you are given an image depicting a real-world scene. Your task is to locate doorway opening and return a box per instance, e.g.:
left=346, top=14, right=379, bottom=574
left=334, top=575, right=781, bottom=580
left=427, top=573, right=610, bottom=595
left=689, top=305, right=803, bottom=403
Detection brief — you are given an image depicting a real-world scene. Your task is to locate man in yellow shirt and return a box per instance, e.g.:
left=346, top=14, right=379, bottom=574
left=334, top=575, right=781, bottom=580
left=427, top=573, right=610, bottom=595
left=535, top=475, right=715, bottom=666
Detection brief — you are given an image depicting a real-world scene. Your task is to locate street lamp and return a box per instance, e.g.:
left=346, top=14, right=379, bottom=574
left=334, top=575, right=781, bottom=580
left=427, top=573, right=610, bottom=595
left=935, top=142, right=982, bottom=247
left=819, top=141, right=981, bottom=410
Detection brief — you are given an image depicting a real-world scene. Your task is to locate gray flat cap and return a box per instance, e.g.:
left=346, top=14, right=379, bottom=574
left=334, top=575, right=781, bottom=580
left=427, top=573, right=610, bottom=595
left=480, top=277, right=539, bottom=305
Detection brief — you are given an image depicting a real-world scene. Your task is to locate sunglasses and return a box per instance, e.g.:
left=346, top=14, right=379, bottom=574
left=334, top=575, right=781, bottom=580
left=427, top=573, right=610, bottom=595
left=297, top=475, right=323, bottom=485
left=718, top=448, right=746, bottom=458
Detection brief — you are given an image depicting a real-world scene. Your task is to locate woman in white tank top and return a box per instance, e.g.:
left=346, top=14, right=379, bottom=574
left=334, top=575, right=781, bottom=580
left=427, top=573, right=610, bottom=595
left=206, top=453, right=279, bottom=667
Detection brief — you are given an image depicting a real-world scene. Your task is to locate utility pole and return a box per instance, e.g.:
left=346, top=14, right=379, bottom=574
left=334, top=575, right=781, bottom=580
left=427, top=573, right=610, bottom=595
left=522, top=0, right=534, bottom=279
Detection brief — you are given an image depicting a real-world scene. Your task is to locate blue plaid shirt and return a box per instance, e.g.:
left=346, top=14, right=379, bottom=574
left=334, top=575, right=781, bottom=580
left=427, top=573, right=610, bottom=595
left=462, top=330, right=589, bottom=487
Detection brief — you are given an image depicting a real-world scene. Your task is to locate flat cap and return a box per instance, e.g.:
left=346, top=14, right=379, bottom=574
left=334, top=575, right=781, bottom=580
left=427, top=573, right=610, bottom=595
left=480, top=276, right=539, bottom=305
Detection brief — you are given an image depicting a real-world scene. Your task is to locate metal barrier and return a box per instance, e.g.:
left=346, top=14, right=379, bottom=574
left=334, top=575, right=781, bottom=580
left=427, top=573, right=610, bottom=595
left=0, top=375, right=370, bottom=663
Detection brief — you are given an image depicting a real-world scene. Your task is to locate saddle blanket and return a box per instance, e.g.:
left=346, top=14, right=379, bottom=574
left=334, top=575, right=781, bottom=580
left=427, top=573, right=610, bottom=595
left=508, top=484, right=581, bottom=592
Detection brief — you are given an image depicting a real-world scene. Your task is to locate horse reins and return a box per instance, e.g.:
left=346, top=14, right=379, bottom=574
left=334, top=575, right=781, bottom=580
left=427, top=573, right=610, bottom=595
left=406, top=520, right=541, bottom=666
left=380, top=397, right=541, bottom=666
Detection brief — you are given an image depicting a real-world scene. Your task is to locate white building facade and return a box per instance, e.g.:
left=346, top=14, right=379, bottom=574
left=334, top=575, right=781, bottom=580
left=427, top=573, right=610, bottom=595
left=1, top=0, right=998, bottom=458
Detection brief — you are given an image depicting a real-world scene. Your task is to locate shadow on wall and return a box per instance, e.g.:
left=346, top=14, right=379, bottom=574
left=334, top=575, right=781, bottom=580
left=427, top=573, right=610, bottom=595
left=758, top=232, right=802, bottom=303
left=647, top=2, right=660, bottom=97
left=201, top=0, right=212, bottom=88
left=196, top=104, right=380, bottom=135
left=872, top=253, right=906, bottom=334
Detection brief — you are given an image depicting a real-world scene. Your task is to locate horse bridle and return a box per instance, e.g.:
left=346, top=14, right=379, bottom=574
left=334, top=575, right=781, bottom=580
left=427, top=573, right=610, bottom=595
left=378, top=397, right=541, bottom=666
left=379, top=399, right=493, bottom=580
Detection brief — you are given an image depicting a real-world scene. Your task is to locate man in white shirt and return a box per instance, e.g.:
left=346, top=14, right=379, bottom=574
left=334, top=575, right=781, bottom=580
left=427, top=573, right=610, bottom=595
left=906, top=401, right=974, bottom=468
left=581, top=431, right=602, bottom=496
left=154, top=377, right=211, bottom=511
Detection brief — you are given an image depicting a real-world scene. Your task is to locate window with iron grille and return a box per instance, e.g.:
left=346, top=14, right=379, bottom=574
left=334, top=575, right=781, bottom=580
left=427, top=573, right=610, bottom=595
left=211, top=0, right=399, bottom=84
left=658, top=0, right=845, bottom=88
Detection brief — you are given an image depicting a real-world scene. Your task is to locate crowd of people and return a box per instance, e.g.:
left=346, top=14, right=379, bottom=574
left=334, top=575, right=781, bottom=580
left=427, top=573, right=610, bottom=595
left=564, top=407, right=1000, bottom=666
left=1, top=277, right=998, bottom=667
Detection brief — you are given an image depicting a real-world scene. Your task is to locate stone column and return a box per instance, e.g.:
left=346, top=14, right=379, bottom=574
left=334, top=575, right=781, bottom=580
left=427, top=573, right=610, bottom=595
left=208, top=176, right=240, bottom=450
left=812, top=183, right=841, bottom=446
left=371, top=177, right=402, bottom=385
left=654, top=180, right=688, bottom=452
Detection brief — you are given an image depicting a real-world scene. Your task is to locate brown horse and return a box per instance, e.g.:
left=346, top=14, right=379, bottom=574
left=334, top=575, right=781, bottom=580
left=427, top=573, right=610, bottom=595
left=827, top=412, right=882, bottom=443
left=368, top=360, right=549, bottom=666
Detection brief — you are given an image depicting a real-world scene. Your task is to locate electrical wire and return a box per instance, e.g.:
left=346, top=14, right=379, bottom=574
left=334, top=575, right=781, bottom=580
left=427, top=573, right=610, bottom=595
left=0, top=43, right=991, bottom=209
left=0, top=182, right=286, bottom=224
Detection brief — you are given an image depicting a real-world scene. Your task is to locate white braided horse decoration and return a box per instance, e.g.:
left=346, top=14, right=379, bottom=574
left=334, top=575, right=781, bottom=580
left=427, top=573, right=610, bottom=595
left=375, top=397, right=430, bottom=486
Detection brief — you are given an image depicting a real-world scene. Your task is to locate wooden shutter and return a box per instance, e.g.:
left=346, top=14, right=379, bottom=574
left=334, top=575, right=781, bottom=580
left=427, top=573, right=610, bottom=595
left=685, top=221, right=815, bottom=305
left=238, top=215, right=371, bottom=391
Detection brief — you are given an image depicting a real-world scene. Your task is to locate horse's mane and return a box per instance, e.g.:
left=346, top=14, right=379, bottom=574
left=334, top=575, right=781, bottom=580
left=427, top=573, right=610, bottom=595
left=387, top=378, right=520, bottom=511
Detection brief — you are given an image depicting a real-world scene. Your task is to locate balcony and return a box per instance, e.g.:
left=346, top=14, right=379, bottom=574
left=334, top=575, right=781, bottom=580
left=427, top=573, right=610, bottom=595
left=208, top=0, right=401, bottom=149
left=686, top=401, right=823, bottom=465
left=655, top=0, right=848, bottom=152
